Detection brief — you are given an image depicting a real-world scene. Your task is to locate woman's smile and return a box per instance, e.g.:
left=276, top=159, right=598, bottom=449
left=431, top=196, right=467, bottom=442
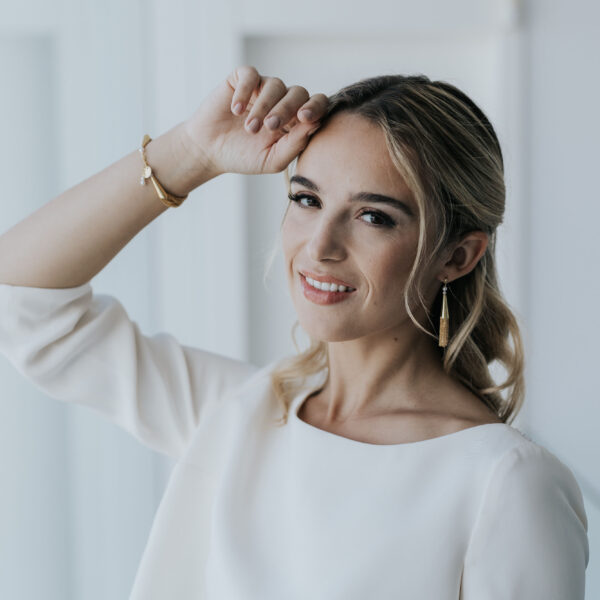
left=300, top=272, right=356, bottom=305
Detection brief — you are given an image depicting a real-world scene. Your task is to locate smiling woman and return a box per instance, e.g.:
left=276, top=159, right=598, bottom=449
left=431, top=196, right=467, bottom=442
left=268, top=73, right=589, bottom=597
left=272, top=77, right=519, bottom=427
left=0, top=65, right=588, bottom=599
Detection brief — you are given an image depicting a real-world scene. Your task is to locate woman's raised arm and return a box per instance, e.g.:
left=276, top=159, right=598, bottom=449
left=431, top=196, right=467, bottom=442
left=0, top=66, right=328, bottom=458
left=0, top=121, right=206, bottom=289
left=0, top=65, right=327, bottom=289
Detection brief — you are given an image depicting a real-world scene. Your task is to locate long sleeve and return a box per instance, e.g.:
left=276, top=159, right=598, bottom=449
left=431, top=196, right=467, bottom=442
left=461, top=441, right=589, bottom=599
left=0, top=281, right=259, bottom=460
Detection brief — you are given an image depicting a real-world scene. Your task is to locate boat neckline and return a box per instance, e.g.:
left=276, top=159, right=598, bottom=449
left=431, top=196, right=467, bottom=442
left=291, top=390, right=508, bottom=449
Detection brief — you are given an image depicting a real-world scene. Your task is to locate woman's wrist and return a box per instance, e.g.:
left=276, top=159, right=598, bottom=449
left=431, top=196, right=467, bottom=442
left=144, top=121, right=218, bottom=198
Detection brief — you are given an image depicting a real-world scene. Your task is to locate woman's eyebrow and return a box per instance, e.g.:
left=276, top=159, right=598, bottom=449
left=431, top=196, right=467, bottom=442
left=289, top=174, right=415, bottom=218
left=290, top=175, right=320, bottom=191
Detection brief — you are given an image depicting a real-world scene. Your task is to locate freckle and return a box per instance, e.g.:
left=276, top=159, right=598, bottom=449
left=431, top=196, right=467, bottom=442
left=393, top=337, right=398, bottom=342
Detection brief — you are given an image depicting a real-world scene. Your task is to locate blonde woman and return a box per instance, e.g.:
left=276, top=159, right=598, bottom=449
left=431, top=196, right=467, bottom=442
left=0, top=65, right=589, bottom=598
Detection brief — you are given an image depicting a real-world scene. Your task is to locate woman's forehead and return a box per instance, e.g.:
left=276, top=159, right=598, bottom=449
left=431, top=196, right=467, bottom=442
left=294, top=113, right=413, bottom=202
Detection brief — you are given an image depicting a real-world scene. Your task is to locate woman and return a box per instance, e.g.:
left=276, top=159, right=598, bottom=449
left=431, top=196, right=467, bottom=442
left=0, top=65, right=589, bottom=598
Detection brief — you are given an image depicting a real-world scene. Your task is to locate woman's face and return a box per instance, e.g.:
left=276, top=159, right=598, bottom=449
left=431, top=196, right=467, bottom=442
left=281, top=111, right=437, bottom=343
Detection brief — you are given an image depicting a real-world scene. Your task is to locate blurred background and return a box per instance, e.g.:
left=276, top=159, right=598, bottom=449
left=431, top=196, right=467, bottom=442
left=0, top=0, right=598, bottom=598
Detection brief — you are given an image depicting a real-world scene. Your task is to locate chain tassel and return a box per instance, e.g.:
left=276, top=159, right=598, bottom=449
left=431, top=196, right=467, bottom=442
left=439, top=278, right=449, bottom=348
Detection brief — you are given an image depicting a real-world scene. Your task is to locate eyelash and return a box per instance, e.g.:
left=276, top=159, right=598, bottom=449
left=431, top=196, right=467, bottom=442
left=287, top=193, right=396, bottom=228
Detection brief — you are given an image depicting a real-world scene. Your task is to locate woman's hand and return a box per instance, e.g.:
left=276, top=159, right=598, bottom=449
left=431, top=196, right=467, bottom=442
left=182, top=65, right=329, bottom=179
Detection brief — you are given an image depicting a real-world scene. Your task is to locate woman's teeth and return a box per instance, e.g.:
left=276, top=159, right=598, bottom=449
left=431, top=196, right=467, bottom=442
left=305, top=276, right=354, bottom=293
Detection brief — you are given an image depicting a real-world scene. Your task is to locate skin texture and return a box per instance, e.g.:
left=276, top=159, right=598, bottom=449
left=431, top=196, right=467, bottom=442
left=281, top=111, right=501, bottom=444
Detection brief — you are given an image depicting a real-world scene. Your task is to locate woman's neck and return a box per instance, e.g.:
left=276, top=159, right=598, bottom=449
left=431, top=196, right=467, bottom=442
left=319, top=328, right=447, bottom=424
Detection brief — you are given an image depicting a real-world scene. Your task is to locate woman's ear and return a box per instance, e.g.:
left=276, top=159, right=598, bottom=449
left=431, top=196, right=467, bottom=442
left=438, top=231, right=488, bottom=282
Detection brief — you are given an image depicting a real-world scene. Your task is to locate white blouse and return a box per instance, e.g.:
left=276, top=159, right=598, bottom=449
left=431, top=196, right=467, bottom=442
left=0, top=281, right=589, bottom=599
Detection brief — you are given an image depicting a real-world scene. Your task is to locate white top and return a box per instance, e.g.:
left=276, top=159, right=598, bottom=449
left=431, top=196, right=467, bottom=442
left=0, top=281, right=589, bottom=599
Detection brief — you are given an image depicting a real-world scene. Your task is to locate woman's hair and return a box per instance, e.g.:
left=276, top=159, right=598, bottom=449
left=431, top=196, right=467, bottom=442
left=267, top=73, right=525, bottom=426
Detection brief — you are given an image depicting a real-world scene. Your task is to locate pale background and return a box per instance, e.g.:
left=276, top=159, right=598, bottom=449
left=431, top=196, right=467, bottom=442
left=0, top=0, right=598, bottom=598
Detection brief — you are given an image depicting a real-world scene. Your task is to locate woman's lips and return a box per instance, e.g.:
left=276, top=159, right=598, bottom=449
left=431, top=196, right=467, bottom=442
left=299, top=270, right=356, bottom=290
left=300, top=273, right=356, bottom=305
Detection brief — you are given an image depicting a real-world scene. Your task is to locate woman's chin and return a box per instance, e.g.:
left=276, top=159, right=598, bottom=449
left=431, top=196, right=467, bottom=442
left=296, top=320, right=361, bottom=344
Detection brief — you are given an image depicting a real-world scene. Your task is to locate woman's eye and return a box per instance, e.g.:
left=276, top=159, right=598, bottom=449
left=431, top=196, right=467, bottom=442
left=287, top=192, right=319, bottom=208
left=359, top=210, right=395, bottom=227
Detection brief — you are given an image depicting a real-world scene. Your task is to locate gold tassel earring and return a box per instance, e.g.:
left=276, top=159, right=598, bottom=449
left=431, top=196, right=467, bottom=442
left=438, top=277, right=449, bottom=347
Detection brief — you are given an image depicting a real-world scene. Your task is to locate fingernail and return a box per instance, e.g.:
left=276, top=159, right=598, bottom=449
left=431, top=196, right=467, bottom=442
left=300, top=109, right=313, bottom=121
left=232, top=102, right=243, bottom=115
left=265, top=115, right=280, bottom=130
left=247, top=118, right=260, bottom=133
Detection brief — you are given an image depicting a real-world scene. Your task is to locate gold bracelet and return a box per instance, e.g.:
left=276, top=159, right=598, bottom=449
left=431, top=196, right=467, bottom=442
left=138, top=134, right=188, bottom=208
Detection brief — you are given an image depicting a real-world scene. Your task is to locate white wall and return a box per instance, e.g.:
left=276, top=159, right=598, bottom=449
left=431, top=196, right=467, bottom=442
left=0, top=30, right=71, bottom=598
left=524, top=0, right=600, bottom=596
left=0, top=0, right=597, bottom=598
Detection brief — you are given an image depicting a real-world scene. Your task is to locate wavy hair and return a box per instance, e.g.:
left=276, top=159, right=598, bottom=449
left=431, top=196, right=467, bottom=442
left=266, top=74, right=525, bottom=427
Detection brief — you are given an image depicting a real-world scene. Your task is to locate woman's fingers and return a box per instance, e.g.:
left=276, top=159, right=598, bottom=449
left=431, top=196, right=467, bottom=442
left=263, top=85, right=310, bottom=131
left=228, top=66, right=329, bottom=136
left=297, top=93, right=330, bottom=123
left=229, top=65, right=261, bottom=115
left=243, top=76, right=288, bottom=133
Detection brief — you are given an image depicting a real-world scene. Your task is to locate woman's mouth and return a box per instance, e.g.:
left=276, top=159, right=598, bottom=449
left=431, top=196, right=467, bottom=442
left=299, top=273, right=356, bottom=305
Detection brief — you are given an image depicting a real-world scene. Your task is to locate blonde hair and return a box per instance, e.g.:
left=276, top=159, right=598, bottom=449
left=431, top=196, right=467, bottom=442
left=267, top=74, right=525, bottom=426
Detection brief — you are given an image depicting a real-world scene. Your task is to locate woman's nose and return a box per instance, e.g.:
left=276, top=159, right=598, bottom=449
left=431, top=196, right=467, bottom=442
left=306, top=218, right=347, bottom=262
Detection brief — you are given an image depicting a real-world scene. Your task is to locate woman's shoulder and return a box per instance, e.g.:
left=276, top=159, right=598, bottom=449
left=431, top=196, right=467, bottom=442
left=461, top=429, right=590, bottom=596
left=470, top=426, right=588, bottom=557
left=486, top=432, right=579, bottom=492
left=473, top=421, right=565, bottom=469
